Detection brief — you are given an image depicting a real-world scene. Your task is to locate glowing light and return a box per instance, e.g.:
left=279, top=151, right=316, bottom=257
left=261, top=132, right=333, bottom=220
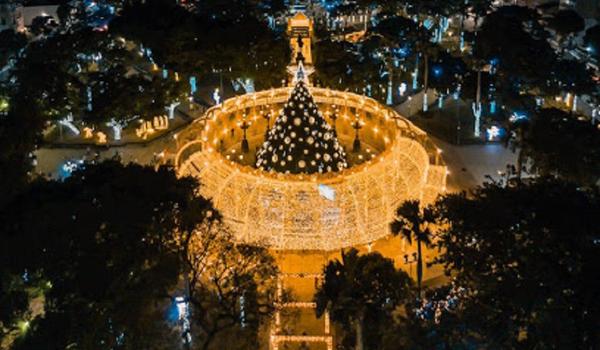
left=486, top=126, right=503, bottom=141
left=18, top=321, right=30, bottom=333
left=318, top=184, right=336, bottom=201
left=213, top=88, right=221, bottom=105
left=176, top=87, right=447, bottom=250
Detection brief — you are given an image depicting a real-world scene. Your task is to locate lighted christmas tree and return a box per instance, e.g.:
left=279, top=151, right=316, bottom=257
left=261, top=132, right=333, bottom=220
left=255, top=70, right=348, bottom=174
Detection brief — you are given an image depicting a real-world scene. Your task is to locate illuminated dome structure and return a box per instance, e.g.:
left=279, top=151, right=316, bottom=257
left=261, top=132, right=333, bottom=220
left=173, top=84, right=446, bottom=251
left=171, top=13, right=445, bottom=251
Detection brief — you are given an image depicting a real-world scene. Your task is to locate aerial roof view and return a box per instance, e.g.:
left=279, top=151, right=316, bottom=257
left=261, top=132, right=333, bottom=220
left=0, top=0, right=599, bottom=349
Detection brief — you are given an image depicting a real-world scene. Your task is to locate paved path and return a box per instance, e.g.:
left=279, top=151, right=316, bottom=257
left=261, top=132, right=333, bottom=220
left=432, top=137, right=518, bottom=192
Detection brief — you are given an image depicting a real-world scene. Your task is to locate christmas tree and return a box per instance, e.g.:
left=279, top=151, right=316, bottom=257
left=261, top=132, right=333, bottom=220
left=255, top=78, right=348, bottom=174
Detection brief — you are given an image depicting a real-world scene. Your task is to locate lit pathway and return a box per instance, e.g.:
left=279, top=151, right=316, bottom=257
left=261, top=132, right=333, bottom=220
left=270, top=272, right=332, bottom=350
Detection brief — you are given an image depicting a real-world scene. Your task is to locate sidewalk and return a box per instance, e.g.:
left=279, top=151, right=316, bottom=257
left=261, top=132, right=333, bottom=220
left=43, top=102, right=208, bottom=149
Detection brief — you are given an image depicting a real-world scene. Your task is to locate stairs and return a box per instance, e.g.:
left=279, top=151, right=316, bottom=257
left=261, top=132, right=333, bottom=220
left=270, top=273, right=333, bottom=350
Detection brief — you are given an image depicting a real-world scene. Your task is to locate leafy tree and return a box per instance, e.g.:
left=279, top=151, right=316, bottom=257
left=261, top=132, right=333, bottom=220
left=473, top=6, right=556, bottom=96
left=0, top=94, right=45, bottom=209
left=0, top=161, right=210, bottom=349
left=110, top=0, right=203, bottom=75
left=314, top=38, right=381, bottom=96
left=12, top=34, right=84, bottom=121
left=315, top=248, right=413, bottom=350
left=185, top=225, right=278, bottom=350
left=433, top=179, right=600, bottom=348
left=466, top=0, right=493, bottom=30
left=370, top=15, right=422, bottom=101
left=12, top=27, right=183, bottom=128
left=584, top=24, right=600, bottom=57
left=508, top=108, right=600, bottom=186
left=29, top=16, right=57, bottom=36
left=1, top=160, right=278, bottom=349
left=0, top=271, right=33, bottom=342
left=371, top=14, right=438, bottom=108
left=85, top=67, right=185, bottom=126
left=0, top=29, right=27, bottom=68
left=381, top=284, right=479, bottom=350
left=549, top=59, right=595, bottom=99
left=390, top=200, right=436, bottom=297
left=428, top=51, right=467, bottom=107
left=547, top=9, right=585, bottom=48
left=112, top=0, right=289, bottom=91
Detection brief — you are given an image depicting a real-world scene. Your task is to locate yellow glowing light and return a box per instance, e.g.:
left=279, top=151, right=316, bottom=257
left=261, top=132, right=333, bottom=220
left=175, top=86, right=446, bottom=250
left=18, top=321, right=30, bottom=333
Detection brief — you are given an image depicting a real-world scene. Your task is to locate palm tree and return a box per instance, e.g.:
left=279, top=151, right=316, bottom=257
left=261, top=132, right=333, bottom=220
left=390, top=200, right=436, bottom=297
left=315, top=248, right=412, bottom=350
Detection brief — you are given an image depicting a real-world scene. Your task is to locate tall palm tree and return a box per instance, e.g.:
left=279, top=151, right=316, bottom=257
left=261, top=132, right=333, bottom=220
left=390, top=200, right=436, bottom=297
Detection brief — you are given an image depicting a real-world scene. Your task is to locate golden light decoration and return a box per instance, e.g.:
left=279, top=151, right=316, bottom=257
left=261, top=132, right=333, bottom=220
left=173, top=87, right=446, bottom=251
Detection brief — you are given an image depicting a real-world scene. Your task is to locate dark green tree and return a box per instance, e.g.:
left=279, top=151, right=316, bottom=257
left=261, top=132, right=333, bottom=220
left=549, top=59, right=595, bottom=100
left=29, top=16, right=57, bottom=36
left=315, top=249, right=413, bottom=350
left=473, top=6, right=557, bottom=96
left=508, top=108, right=600, bottom=186
left=433, top=179, right=600, bottom=348
left=0, top=29, right=27, bottom=68
left=185, top=227, right=278, bottom=350
left=0, top=161, right=211, bottom=349
left=547, top=9, right=585, bottom=49
left=0, top=95, right=45, bottom=209
left=313, top=38, right=380, bottom=96
left=584, top=24, right=600, bottom=57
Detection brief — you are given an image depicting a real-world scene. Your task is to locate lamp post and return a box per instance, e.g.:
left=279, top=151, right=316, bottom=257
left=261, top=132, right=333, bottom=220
left=403, top=252, right=418, bottom=281
left=262, top=105, right=272, bottom=138
left=239, top=117, right=251, bottom=153
left=329, top=104, right=339, bottom=136
left=352, top=118, right=363, bottom=152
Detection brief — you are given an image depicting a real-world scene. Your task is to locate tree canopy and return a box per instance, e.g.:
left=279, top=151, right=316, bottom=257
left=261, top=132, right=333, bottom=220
left=0, top=161, right=278, bottom=350
left=547, top=9, right=585, bottom=38
left=1, top=161, right=208, bottom=349
left=509, top=108, right=600, bottom=186
left=315, top=248, right=413, bottom=350
left=431, top=179, right=600, bottom=348
left=111, top=0, right=289, bottom=90
left=584, top=24, right=600, bottom=58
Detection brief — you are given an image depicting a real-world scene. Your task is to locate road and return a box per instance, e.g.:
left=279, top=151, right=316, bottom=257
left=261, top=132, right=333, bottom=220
left=433, top=137, right=518, bottom=192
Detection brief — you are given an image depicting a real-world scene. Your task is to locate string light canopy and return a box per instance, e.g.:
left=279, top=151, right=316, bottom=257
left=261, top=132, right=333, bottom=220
left=255, top=71, right=348, bottom=174
left=175, top=86, right=447, bottom=251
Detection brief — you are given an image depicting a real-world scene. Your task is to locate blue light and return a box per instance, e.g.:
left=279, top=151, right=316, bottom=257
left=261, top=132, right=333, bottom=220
left=166, top=300, right=180, bottom=323
left=432, top=66, right=443, bottom=78
left=486, top=126, right=504, bottom=141
left=509, top=111, right=528, bottom=123
left=423, top=18, right=434, bottom=30
left=58, top=159, right=85, bottom=180
left=394, top=46, right=410, bottom=58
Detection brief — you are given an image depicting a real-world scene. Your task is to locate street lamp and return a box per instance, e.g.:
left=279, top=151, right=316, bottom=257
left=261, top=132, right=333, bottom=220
left=239, top=116, right=251, bottom=153
left=404, top=252, right=418, bottom=279
left=352, top=117, right=363, bottom=152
